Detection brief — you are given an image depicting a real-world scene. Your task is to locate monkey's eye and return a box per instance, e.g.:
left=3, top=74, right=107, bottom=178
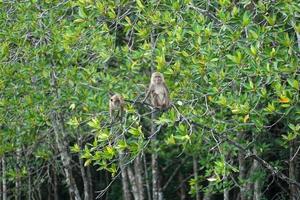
left=110, top=99, right=113, bottom=101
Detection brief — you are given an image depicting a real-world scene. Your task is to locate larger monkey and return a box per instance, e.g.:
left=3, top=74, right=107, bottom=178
left=143, top=72, right=170, bottom=109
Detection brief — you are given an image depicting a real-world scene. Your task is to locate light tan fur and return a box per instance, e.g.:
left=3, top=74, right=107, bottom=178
left=143, top=72, right=170, bottom=109
left=109, top=94, right=124, bottom=121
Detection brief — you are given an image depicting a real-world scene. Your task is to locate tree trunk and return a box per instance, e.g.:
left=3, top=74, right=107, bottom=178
left=127, top=165, right=139, bottom=200
left=289, top=140, right=299, bottom=200
left=87, top=166, right=93, bottom=199
left=79, top=154, right=90, bottom=200
left=178, top=172, right=186, bottom=200
left=27, top=159, right=32, bottom=200
left=134, top=154, right=144, bottom=200
left=144, top=155, right=152, bottom=200
left=78, top=136, right=90, bottom=200
left=223, top=151, right=232, bottom=200
left=150, top=27, right=163, bottom=200
left=151, top=148, right=163, bottom=200
left=193, top=155, right=200, bottom=200
left=113, top=121, right=131, bottom=200
left=15, top=147, right=22, bottom=200
left=223, top=175, right=229, bottom=200
left=152, top=138, right=159, bottom=200
left=238, top=132, right=247, bottom=200
left=51, top=112, right=82, bottom=200
left=2, top=155, right=7, bottom=200
left=0, top=157, right=2, bottom=200
left=38, top=185, right=42, bottom=200
left=253, top=160, right=261, bottom=200
left=203, top=192, right=211, bottom=200
left=50, top=67, right=82, bottom=200
left=119, top=151, right=131, bottom=200
left=151, top=111, right=163, bottom=200
left=252, top=149, right=261, bottom=200
left=245, top=163, right=254, bottom=200
left=53, top=163, right=59, bottom=200
left=48, top=165, right=51, bottom=200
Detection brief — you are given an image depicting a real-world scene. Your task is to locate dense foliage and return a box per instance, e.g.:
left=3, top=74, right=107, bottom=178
left=0, top=0, right=299, bottom=200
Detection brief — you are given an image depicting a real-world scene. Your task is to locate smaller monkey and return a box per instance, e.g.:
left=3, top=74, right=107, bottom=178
left=109, top=93, right=124, bottom=122
left=143, top=72, right=170, bottom=109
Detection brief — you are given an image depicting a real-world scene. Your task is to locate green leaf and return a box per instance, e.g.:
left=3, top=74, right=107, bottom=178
left=287, top=79, right=299, bottom=90
left=74, top=18, right=86, bottom=23
left=78, top=7, right=87, bottom=18
left=97, top=131, right=110, bottom=142
left=250, top=45, right=257, bottom=56
left=242, top=12, right=250, bottom=26
left=136, top=0, right=144, bottom=9
left=67, top=117, right=80, bottom=127
left=70, top=144, right=81, bottom=153
left=84, top=159, right=92, bottom=167
left=128, top=126, right=143, bottom=137
left=265, top=102, right=276, bottom=112
left=87, top=118, right=100, bottom=129
left=165, top=134, right=176, bottom=145
left=265, top=15, right=276, bottom=26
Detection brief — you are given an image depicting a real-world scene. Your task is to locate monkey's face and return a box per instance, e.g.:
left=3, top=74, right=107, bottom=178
left=151, top=72, right=164, bottom=85
left=153, top=75, right=163, bottom=84
left=111, top=97, right=121, bottom=106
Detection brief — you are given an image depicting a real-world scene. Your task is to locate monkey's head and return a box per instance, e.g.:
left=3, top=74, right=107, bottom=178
left=110, top=94, right=124, bottom=107
left=151, top=72, right=164, bottom=85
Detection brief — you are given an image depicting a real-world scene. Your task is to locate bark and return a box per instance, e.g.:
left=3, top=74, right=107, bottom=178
left=50, top=67, right=81, bottom=200
left=223, top=175, right=229, bottom=200
left=245, top=162, right=254, bottom=200
left=144, top=155, right=152, bottom=200
left=27, top=159, right=32, bottom=200
left=48, top=165, right=51, bottom=200
left=2, top=155, right=7, bottom=200
left=113, top=121, right=131, bottom=200
left=253, top=161, right=261, bottom=200
left=203, top=192, right=211, bottom=200
left=296, top=33, right=300, bottom=50
left=119, top=151, right=131, bottom=200
left=134, top=154, right=144, bottom=200
left=79, top=154, right=90, bottom=200
left=15, top=147, right=21, bottom=200
left=223, top=157, right=232, bottom=200
left=290, top=140, right=299, bottom=200
left=296, top=31, right=300, bottom=51
left=178, top=172, right=186, bottom=200
left=238, top=157, right=247, bottom=200
left=51, top=112, right=82, bottom=200
left=238, top=132, right=247, bottom=200
left=127, top=165, right=139, bottom=200
left=53, top=164, right=58, bottom=200
left=79, top=136, right=90, bottom=200
left=193, top=155, right=200, bottom=200
left=158, top=183, right=163, bottom=200
left=87, top=166, right=93, bottom=199
left=152, top=137, right=159, bottom=200
left=38, top=186, right=42, bottom=200
left=252, top=148, right=261, bottom=200
left=0, top=157, right=2, bottom=200
left=151, top=111, right=163, bottom=200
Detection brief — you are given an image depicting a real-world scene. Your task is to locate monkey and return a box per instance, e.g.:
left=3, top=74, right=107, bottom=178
left=143, top=72, right=170, bottom=109
left=109, top=93, right=124, bottom=122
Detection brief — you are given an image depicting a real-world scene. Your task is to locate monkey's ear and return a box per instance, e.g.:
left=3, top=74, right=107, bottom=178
left=108, top=91, right=114, bottom=97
